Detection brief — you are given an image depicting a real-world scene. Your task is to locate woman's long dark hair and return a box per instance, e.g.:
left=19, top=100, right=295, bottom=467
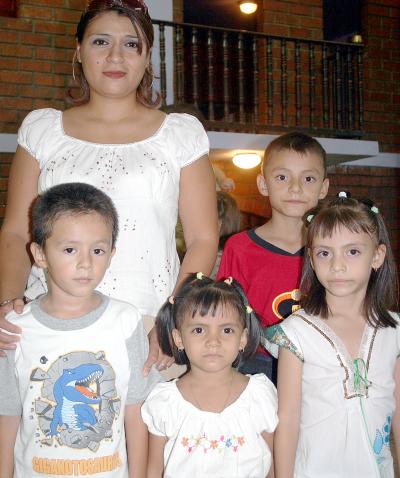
left=301, top=194, right=398, bottom=328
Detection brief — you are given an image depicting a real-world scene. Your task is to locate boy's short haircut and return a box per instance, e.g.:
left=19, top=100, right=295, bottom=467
left=262, top=132, right=327, bottom=178
left=31, top=182, right=119, bottom=247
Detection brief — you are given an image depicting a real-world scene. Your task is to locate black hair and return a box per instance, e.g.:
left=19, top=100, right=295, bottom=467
left=156, top=273, right=262, bottom=368
left=301, top=192, right=398, bottom=328
left=31, top=183, right=119, bottom=248
left=262, top=131, right=327, bottom=178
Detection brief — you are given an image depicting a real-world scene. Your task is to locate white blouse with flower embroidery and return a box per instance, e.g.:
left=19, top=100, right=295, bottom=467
left=18, top=108, right=209, bottom=316
left=141, top=373, right=278, bottom=478
left=266, top=310, right=400, bottom=478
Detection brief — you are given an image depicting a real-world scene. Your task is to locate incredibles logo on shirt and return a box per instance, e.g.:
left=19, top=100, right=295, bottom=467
left=272, top=289, right=301, bottom=321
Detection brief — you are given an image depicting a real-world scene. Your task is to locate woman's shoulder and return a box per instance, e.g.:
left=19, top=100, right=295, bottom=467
left=18, top=108, right=62, bottom=153
left=20, top=108, right=61, bottom=128
left=163, top=112, right=207, bottom=138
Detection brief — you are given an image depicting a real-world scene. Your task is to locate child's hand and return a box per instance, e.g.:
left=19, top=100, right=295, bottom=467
left=143, top=328, right=175, bottom=376
left=0, top=299, right=23, bottom=356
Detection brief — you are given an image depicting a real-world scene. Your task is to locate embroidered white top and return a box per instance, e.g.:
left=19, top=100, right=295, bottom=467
left=267, top=310, right=400, bottom=478
left=18, top=108, right=209, bottom=316
left=141, top=374, right=278, bottom=478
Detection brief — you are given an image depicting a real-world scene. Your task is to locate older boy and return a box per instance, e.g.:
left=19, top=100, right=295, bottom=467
left=217, top=132, right=329, bottom=381
left=0, top=183, right=160, bottom=478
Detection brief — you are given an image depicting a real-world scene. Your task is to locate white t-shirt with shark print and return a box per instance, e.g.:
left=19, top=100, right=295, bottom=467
left=0, top=294, right=161, bottom=478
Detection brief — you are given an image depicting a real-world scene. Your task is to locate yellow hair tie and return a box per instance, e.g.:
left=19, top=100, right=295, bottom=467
left=196, top=272, right=204, bottom=280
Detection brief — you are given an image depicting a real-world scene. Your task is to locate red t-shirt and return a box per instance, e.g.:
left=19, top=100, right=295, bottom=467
left=217, top=230, right=304, bottom=328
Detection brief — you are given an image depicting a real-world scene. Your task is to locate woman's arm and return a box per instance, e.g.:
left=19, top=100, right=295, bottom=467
left=274, top=347, right=303, bottom=478
left=125, top=403, right=148, bottom=478
left=0, top=147, right=40, bottom=349
left=146, top=432, right=167, bottom=478
left=262, top=431, right=275, bottom=478
left=392, top=359, right=400, bottom=475
left=176, top=155, right=219, bottom=289
left=0, top=415, right=20, bottom=478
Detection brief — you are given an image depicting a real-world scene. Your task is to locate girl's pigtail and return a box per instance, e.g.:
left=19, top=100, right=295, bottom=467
left=229, top=279, right=262, bottom=362
left=156, top=299, right=179, bottom=359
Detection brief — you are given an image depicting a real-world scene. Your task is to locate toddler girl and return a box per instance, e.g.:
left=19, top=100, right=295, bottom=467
left=142, top=273, right=278, bottom=478
left=267, top=192, right=399, bottom=478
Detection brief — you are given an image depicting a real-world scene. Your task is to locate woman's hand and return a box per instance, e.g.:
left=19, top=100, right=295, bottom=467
left=0, top=299, right=23, bottom=356
left=143, top=327, right=175, bottom=376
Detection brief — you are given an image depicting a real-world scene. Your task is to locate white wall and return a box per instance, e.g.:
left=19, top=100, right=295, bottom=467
left=147, top=0, right=175, bottom=105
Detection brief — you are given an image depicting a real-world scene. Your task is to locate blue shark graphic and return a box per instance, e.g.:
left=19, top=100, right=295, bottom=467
left=49, top=363, right=103, bottom=436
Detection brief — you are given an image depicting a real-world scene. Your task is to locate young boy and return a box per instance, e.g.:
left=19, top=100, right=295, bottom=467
left=217, top=132, right=329, bottom=381
left=0, top=183, right=160, bottom=478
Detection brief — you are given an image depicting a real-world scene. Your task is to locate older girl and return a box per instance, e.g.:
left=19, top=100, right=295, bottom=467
left=267, top=193, right=400, bottom=478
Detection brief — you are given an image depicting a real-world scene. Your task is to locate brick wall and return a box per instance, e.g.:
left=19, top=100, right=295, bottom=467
left=362, top=0, right=400, bottom=152
left=172, top=0, right=183, bottom=22
left=259, top=0, right=323, bottom=40
left=0, top=0, right=85, bottom=133
left=0, top=0, right=86, bottom=221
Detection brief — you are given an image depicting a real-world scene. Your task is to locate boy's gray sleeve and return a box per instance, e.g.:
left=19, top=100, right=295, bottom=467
left=0, top=350, right=22, bottom=415
left=125, top=321, right=163, bottom=405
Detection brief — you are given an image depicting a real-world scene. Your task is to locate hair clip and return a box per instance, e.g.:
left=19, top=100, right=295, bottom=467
left=338, top=191, right=348, bottom=198
left=306, top=214, right=314, bottom=223
left=196, top=272, right=204, bottom=280
left=111, top=0, right=149, bottom=14
left=224, top=277, right=233, bottom=285
left=168, top=296, right=174, bottom=305
left=371, top=206, right=379, bottom=214
left=246, top=305, right=253, bottom=314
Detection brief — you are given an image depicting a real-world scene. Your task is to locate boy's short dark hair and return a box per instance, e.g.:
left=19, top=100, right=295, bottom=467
left=262, top=132, right=327, bottom=178
left=31, top=183, right=119, bottom=247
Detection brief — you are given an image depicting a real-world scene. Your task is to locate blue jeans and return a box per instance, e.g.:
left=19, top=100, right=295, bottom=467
left=238, top=353, right=277, bottom=385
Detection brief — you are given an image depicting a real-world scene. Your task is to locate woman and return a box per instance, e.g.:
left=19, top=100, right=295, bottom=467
left=0, top=0, right=218, bottom=373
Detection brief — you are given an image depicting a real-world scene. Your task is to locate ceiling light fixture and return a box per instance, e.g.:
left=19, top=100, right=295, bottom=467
left=232, top=153, right=261, bottom=169
left=238, top=1, right=258, bottom=15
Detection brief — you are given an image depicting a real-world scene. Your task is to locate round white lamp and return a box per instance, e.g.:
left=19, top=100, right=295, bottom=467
left=238, top=1, right=258, bottom=15
left=232, top=153, right=261, bottom=169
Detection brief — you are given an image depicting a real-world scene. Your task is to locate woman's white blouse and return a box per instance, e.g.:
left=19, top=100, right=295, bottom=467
left=18, top=108, right=209, bottom=315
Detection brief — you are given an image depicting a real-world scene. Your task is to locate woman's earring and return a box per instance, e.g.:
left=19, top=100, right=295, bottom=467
left=72, top=51, right=81, bottom=82
left=72, top=51, right=78, bottom=82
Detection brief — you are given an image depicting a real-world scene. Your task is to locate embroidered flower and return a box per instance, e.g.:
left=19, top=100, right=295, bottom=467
left=181, top=437, right=189, bottom=447
left=181, top=433, right=246, bottom=454
left=210, top=440, right=218, bottom=449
